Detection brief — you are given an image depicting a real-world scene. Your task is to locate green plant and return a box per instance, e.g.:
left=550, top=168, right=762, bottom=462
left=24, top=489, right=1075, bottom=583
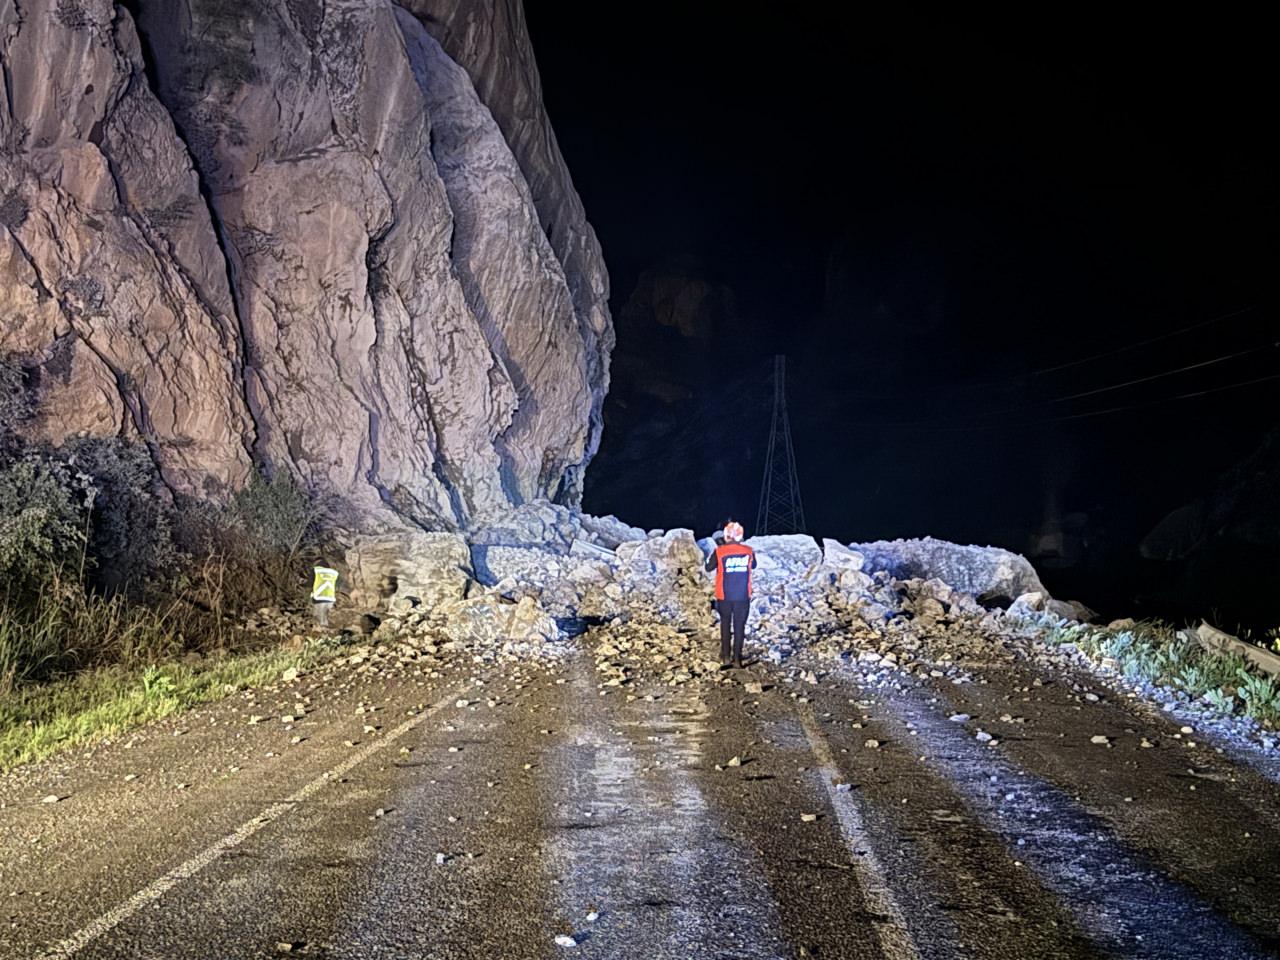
left=140, top=665, right=177, bottom=701
left=0, top=456, right=91, bottom=591
left=62, top=438, right=178, bottom=592
left=1237, top=670, right=1280, bottom=724
left=0, top=637, right=343, bottom=770
left=0, top=588, right=65, bottom=693
left=1204, top=687, right=1236, bottom=713
left=230, top=470, right=318, bottom=563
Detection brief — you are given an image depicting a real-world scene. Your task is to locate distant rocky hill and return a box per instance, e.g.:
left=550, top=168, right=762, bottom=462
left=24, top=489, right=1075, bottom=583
left=1140, top=427, right=1280, bottom=625
left=0, top=0, right=611, bottom=530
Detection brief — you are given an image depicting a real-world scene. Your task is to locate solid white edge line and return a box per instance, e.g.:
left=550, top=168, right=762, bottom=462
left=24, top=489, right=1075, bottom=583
left=38, top=686, right=465, bottom=960
left=797, top=704, right=920, bottom=960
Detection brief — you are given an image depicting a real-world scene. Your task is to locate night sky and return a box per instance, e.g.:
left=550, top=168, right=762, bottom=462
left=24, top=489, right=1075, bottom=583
left=526, top=8, right=1277, bottom=624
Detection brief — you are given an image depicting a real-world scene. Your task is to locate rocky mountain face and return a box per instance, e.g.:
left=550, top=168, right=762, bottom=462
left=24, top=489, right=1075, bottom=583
left=0, top=0, right=611, bottom=530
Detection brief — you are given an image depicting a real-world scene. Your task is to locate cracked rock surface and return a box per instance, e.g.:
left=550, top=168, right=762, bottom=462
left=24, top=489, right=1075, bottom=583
left=0, top=0, right=610, bottom=527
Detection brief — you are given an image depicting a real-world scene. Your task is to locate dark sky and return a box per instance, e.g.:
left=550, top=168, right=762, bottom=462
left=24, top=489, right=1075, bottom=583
left=526, top=7, right=1277, bottom=618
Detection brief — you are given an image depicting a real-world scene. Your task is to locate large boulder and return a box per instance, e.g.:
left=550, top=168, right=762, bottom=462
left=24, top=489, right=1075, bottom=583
left=440, top=595, right=561, bottom=651
left=468, top=500, right=583, bottom=553
left=616, top=529, right=713, bottom=628
left=745, top=535, right=823, bottom=595
left=852, top=537, right=1047, bottom=603
left=578, top=513, right=648, bottom=549
left=469, top=540, right=622, bottom=620
left=345, top=531, right=473, bottom=612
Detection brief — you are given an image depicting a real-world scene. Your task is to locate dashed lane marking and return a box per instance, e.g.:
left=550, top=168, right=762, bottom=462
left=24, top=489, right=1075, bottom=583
left=797, top=704, right=921, bottom=960
left=38, top=685, right=467, bottom=960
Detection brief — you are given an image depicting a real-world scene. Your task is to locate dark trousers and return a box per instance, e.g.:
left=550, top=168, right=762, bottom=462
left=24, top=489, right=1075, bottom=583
left=717, top=599, right=750, bottom=662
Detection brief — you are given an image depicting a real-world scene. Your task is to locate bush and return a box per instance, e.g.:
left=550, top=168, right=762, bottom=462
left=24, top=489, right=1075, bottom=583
left=230, top=470, right=318, bottom=561
left=0, top=456, right=90, bottom=590
left=1237, top=670, right=1280, bottom=725
left=175, top=468, right=323, bottom=609
left=62, top=438, right=178, bottom=592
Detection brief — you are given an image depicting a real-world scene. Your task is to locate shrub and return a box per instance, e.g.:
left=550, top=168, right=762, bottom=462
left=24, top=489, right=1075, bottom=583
left=1204, top=687, right=1236, bottom=713
left=1237, top=670, right=1280, bottom=725
left=175, top=468, right=323, bottom=609
left=230, top=470, right=318, bottom=561
left=62, top=438, right=178, bottom=592
left=0, top=456, right=90, bottom=590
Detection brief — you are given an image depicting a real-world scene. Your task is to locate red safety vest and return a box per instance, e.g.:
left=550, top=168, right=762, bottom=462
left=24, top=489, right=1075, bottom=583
left=714, top=543, right=755, bottom=601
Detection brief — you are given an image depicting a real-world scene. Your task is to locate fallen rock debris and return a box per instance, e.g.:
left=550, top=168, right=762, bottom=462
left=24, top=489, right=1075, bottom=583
left=232, top=500, right=1271, bottom=757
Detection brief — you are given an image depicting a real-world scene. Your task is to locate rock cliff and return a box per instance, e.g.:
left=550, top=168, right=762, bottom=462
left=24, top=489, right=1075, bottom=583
left=0, top=0, right=611, bottom=529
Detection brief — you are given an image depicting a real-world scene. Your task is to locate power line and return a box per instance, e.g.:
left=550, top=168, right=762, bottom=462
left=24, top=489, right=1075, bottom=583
left=1037, top=371, right=1280, bottom=424
left=930, top=304, right=1260, bottom=398
left=1029, top=305, right=1257, bottom=376
left=860, top=369, right=1280, bottom=433
left=864, top=338, right=1277, bottom=430
left=1024, top=340, right=1280, bottom=407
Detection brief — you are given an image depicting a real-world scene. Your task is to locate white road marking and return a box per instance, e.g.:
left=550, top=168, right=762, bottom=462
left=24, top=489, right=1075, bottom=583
left=797, top=705, right=920, bottom=960
left=38, top=687, right=466, bottom=960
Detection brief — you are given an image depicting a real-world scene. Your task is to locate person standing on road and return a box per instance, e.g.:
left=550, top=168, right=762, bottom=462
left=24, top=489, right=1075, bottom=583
left=705, top=521, right=757, bottom=668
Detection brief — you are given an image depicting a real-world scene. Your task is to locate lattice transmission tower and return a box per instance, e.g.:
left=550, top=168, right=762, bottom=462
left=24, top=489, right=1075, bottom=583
left=756, top=355, right=806, bottom=535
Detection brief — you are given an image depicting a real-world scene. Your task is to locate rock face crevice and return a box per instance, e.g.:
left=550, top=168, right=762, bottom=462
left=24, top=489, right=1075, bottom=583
left=1, top=0, right=612, bottom=530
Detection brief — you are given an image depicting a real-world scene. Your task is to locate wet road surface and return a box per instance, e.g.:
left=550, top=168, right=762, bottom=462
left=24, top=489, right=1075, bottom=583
left=3, top=630, right=1279, bottom=959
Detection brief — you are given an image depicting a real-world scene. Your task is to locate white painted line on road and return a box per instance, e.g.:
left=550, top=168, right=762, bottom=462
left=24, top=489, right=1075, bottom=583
left=797, top=705, right=920, bottom=960
left=38, top=687, right=466, bottom=960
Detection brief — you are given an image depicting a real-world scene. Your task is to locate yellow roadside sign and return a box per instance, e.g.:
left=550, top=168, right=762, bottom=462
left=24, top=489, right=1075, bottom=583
left=312, top=566, right=338, bottom=603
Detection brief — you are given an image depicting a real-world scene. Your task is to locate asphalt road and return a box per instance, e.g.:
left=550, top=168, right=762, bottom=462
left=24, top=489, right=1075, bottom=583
left=3, top=629, right=1279, bottom=959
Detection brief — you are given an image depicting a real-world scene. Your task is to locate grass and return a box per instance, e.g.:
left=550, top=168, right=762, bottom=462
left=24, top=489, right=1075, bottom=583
left=0, top=638, right=343, bottom=772
left=1040, top=619, right=1280, bottom=728
left=0, top=578, right=226, bottom=693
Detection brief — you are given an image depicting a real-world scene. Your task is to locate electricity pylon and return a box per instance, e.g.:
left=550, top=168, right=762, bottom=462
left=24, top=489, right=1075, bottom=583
left=756, top=355, right=806, bottom=535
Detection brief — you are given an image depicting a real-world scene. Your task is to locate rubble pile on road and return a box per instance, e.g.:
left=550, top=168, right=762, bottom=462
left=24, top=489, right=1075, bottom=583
left=329, top=499, right=1092, bottom=669
left=590, top=618, right=730, bottom=688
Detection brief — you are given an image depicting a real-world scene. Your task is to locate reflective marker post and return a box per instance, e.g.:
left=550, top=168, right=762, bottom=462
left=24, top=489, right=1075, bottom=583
left=312, top=566, right=338, bottom=626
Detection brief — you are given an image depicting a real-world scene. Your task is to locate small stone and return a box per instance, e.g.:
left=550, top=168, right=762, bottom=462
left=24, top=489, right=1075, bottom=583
left=555, top=934, right=578, bottom=948
left=727, top=756, right=742, bottom=768
left=800, top=813, right=818, bottom=822
left=40, top=795, right=61, bottom=804
left=864, top=739, right=881, bottom=749
left=949, top=713, right=970, bottom=723
left=1180, top=725, right=1194, bottom=734
left=123, top=774, right=138, bottom=782
left=975, top=731, right=993, bottom=743
left=281, top=667, right=300, bottom=683
left=1140, top=738, right=1154, bottom=748
left=1090, top=735, right=1111, bottom=745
